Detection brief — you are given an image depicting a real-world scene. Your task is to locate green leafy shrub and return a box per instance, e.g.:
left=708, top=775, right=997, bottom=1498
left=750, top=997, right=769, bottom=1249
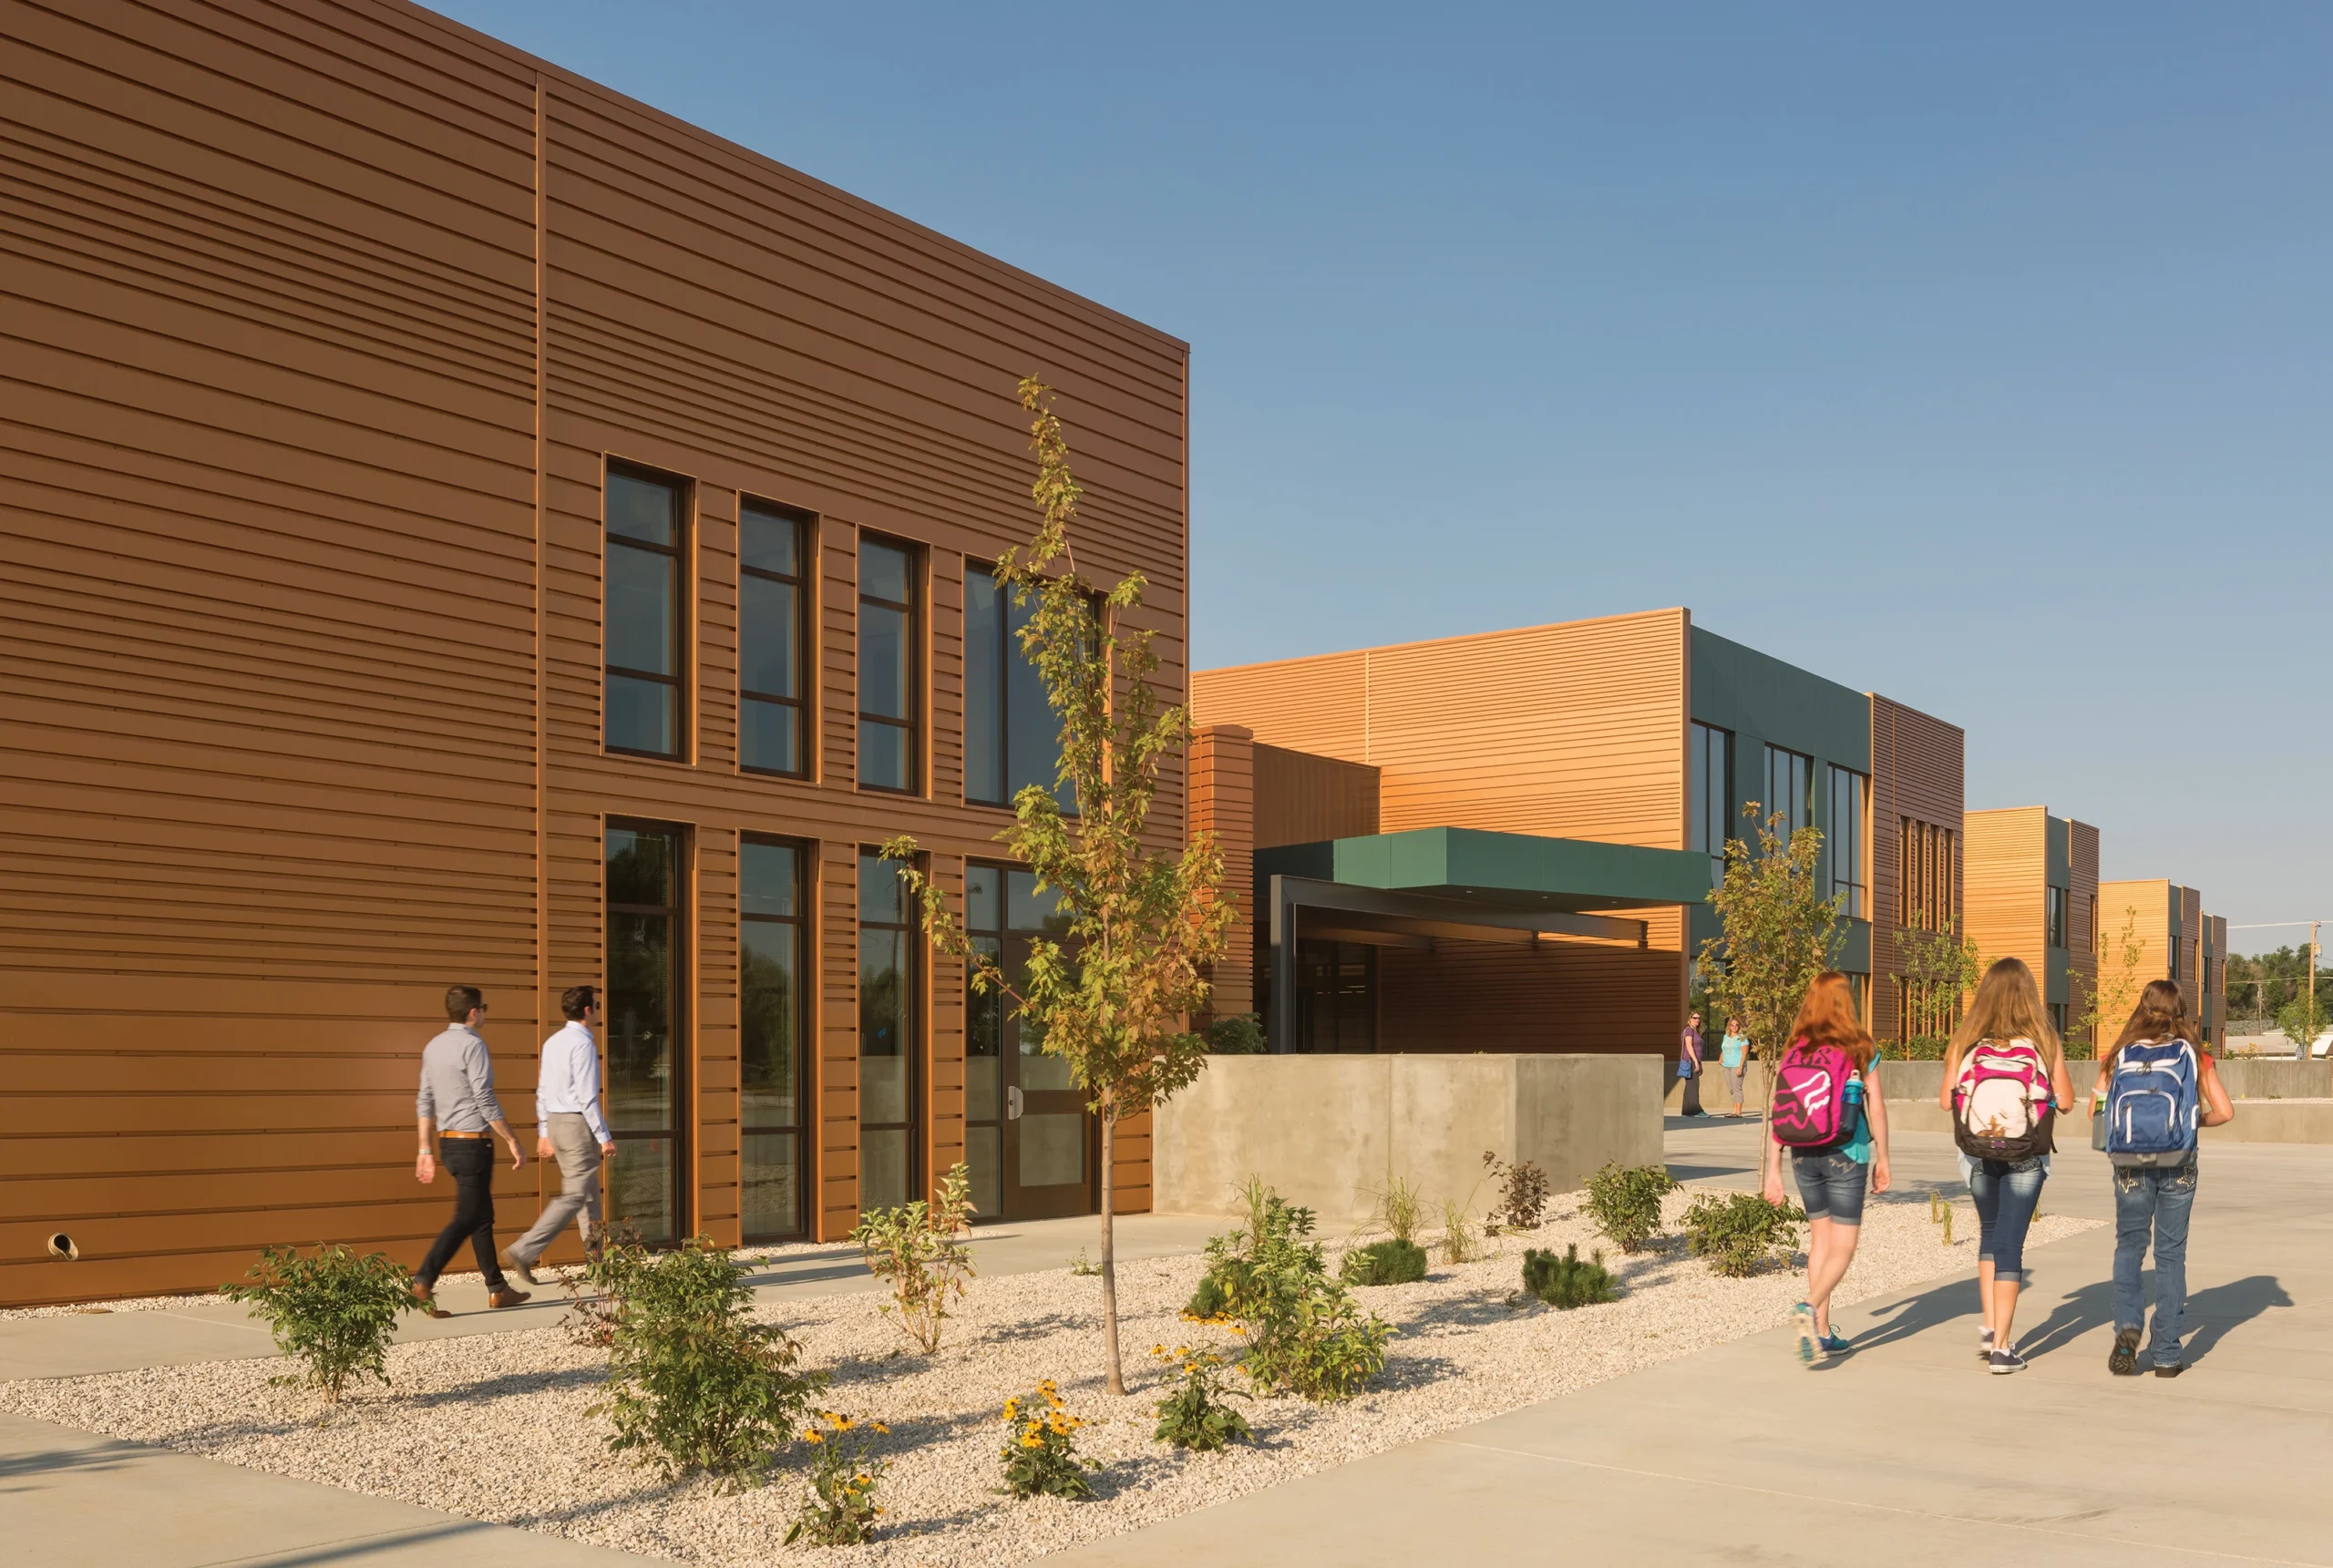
left=1000, top=1380, right=1097, bottom=1499
left=1521, top=1244, right=1619, bottom=1308
left=1682, top=1192, right=1804, bottom=1277
left=786, top=1409, right=889, bottom=1546
left=1896, top=1035, right=1948, bottom=1061
left=221, top=1244, right=419, bottom=1405
left=598, top=1237, right=825, bottom=1489
left=1149, top=1345, right=1252, bottom=1451
left=1483, top=1151, right=1551, bottom=1231
left=1205, top=1186, right=1392, bottom=1401
left=1205, top=1013, right=1268, bottom=1054
left=561, top=1220, right=649, bottom=1349
left=1583, top=1163, right=1680, bottom=1254
left=850, top=1162, right=976, bottom=1354
left=1339, top=1238, right=1428, bottom=1286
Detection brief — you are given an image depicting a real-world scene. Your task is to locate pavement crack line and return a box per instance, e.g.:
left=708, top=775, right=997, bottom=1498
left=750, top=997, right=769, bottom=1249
left=1431, top=1439, right=2329, bottom=1566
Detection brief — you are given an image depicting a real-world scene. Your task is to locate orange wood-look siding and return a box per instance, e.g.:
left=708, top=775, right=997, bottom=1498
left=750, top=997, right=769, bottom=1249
left=1869, top=696, right=1966, bottom=1040
left=0, top=0, right=1184, bottom=1303
left=1187, top=726, right=1256, bottom=1022
left=1964, top=808, right=2045, bottom=985
left=1251, top=743, right=1380, bottom=849
left=2095, top=880, right=2214, bottom=1044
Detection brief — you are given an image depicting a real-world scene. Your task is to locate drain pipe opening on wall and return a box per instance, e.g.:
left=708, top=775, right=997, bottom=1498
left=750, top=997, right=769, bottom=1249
left=47, top=1233, right=78, bottom=1261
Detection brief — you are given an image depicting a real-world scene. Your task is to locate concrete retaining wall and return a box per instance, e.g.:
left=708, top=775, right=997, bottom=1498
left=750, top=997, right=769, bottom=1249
left=1154, top=1054, right=1663, bottom=1223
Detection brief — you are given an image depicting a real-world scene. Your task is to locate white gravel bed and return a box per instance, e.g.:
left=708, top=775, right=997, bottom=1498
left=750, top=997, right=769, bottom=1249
left=0, top=1190, right=2094, bottom=1565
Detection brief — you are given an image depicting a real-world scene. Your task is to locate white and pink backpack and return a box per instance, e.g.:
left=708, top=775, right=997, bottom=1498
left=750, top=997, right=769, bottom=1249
left=1953, top=1037, right=2053, bottom=1162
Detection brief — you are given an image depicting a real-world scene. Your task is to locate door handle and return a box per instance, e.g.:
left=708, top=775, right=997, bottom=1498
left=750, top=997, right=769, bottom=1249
left=1007, top=1085, right=1024, bottom=1121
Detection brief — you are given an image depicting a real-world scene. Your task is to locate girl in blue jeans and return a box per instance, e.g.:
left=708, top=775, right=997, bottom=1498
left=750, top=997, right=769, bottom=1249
left=1763, top=972, right=1890, bottom=1365
left=2093, top=979, right=2234, bottom=1377
left=1939, top=959, right=2074, bottom=1374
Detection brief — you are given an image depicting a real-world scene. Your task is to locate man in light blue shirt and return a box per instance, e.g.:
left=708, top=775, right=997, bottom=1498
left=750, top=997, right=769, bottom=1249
left=503, top=985, right=616, bottom=1285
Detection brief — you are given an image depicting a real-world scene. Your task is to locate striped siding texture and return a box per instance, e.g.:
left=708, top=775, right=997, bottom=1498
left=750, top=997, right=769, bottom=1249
left=0, top=0, right=1185, bottom=1304
left=2095, top=881, right=2216, bottom=1045
left=1251, top=743, right=1379, bottom=849
left=1187, top=725, right=1256, bottom=1023
left=1965, top=806, right=2046, bottom=992
left=1869, top=696, right=1966, bottom=1040
left=2068, top=821, right=2102, bottom=1047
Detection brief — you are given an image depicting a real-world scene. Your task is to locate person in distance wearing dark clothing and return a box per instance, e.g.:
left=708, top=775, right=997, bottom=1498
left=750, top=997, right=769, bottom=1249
left=413, top=984, right=529, bottom=1316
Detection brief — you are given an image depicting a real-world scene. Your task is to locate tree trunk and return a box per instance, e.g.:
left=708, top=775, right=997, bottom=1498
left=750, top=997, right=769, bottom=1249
left=1098, top=1099, right=1125, bottom=1395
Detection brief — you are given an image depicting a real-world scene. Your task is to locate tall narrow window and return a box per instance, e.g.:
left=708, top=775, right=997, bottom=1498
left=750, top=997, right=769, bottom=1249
left=1689, top=722, right=1732, bottom=887
left=965, top=565, right=1071, bottom=809
left=1827, top=764, right=1867, bottom=917
left=605, top=466, right=686, bottom=759
left=857, top=538, right=919, bottom=792
left=606, top=822, right=686, bottom=1243
left=740, top=837, right=807, bottom=1240
left=739, top=501, right=808, bottom=777
left=2046, top=886, right=2068, bottom=949
left=2089, top=895, right=2100, bottom=954
left=1898, top=817, right=1957, bottom=934
left=963, top=866, right=1005, bottom=1220
left=858, top=851, right=920, bottom=1208
left=1762, top=744, right=1812, bottom=841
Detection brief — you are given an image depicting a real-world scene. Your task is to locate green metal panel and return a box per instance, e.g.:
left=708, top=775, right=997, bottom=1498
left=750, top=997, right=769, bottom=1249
left=1689, top=626, right=1872, bottom=772
left=1266, top=825, right=1710, bottom=911
left=2046, top=815, right=2071, bottom=888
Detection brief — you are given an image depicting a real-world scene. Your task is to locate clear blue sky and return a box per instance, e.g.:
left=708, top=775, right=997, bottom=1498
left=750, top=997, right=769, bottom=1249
left=435, top=1, right=2330, bottom=948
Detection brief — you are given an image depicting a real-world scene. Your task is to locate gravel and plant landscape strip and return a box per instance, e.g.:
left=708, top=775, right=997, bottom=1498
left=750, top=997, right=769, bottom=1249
left=0, top=1191, right=2095, bottom=1566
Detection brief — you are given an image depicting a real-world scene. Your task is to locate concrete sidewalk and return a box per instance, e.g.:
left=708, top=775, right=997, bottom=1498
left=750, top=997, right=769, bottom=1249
left=1059, top=1131, right=2333, bottom=1567
left=0, top=1211, right=1221, bottom=1381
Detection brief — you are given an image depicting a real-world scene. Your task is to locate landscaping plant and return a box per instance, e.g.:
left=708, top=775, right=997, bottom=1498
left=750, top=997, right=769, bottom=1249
left=1339, top=1238, right=1428, bottom=1286
left=1149, top=1345, right=1252, bottom=1451
left=1205, top=1013, right=1268, bottom=1054
left=786, top=1409, right=890, bottom=1547
left=1521, top=1244, right=1619, bottom=1308
left=2070, top=904, right=2146, bottom=1061
left=1182, top=1270, right=1231, bottom=1322
left=1693, top=804, right=1842, bottom=1098
left=999, top=1380, right=1097, bottom=1500
left=849, top=1161, right=977, bottom=1354
left=1436, top=1195, right=1487, bottom=1265
left=597, top=1236, right=825, bottom=1489
left=883, top=379, right=1238, bottom=1396
left=1681, top=1192, right=1804, bottom=1277
left=1894, top=917, right=1981, bottom=1044
left=1483, top=1150, right=1550, bottom=1231
left=1583, top=1163, right=1680, bottom=1254
left=1928, top=1189, right=1956, bottom=1245
left=1372, top=1173, right=1425, bottom=1246
left=1205, top=1185, right=1392, bottom=1401
left=221, top=1243, right=419, bottom=1406
left=560, top=1220, right=649, bottom=1349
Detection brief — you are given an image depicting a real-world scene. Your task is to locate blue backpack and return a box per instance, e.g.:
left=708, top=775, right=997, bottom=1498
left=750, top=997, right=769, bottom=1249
left=2103, top=1039, right=2201, bottom=1167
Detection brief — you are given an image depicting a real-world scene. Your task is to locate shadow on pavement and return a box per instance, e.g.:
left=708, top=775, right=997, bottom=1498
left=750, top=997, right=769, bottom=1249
left=0, top=1440, right=139, bottom=1488
left=2180, top=1275, right=2292, bottom=1366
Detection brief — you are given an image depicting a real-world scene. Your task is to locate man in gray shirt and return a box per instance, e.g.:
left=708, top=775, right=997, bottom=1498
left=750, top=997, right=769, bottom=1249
left=414, top=984, right=529, bottom=1315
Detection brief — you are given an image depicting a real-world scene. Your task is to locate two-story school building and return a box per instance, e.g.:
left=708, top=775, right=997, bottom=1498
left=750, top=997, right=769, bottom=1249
left=1187, top=611, right=1967, bottom=1056
left=0, top=0, right=1186, bottom=1304
left=1965, top=807, right=2103, bottom=1045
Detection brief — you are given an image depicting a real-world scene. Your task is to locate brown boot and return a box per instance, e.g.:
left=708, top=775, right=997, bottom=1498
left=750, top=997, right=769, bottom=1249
left=487, top=1286, right=532, bottom=1309
left=411, top=1281, right=451, bottom=1319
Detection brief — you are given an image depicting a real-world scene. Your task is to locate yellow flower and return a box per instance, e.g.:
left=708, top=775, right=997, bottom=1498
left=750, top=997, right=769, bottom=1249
left=872, top=1421, right=890, bottom=1434
left=1002, top=1399, right=1021, bottom=1419
left=834, top=1416, right=855, bottom=1430
left=802, top=1430, right=825, bottom=1444
left=1151, top=1344, right=1166, bottom=1356
left=1020, top=1433, right=1043, bottom=1449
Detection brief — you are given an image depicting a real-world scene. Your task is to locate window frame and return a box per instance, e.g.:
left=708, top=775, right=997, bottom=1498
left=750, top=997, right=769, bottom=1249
left=603, top=816, right=690, bottom=1244
left=1762, top=743, right=1813, bottom=841
left=857, top=848, right=922, bottom=1208
left=736, top=498, right=813, bottom=781
left=855, top=535, right=921, bottom=794
left=738, top=834, right=810, bottom=1243
left=1689, top=722, right=1733, bottom=887
left=1826, top=764, right=1868, bottom=918
left=2046, top=885, right=2069, bottom=950
left=602, top=461, right=690, bottom=763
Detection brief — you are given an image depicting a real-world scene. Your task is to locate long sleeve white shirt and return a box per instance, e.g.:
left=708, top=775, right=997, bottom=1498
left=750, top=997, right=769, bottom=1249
left=536, top=1020, right=612, bottom=1144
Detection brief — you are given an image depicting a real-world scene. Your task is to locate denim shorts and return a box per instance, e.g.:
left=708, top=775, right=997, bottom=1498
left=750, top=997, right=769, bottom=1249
left=1792, top=1150, right=1868, bottom=1225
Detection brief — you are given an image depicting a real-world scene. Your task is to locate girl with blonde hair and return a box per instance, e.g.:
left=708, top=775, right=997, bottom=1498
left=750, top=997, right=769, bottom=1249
left=2093, top=979, right=2233, bottom=1377
left=1937, top=958, right=2075, bottom=1373
left=1762, top=971, right=1890, bottom=1364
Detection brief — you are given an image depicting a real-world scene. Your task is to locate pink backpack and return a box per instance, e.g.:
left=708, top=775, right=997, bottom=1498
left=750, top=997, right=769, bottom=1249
left=1771, top=1037, right=1855, bottom=1147
left=1953, top=1038, right=2053, bottom=1161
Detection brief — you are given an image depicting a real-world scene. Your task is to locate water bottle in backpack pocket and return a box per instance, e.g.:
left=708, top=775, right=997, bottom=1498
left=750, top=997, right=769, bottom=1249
left=2104, top=1039, right=2200, bottom=1167
left=1772, top=1038, right=1856, bottom=1148
left=1953, top=1037, right=2052, bottom=1162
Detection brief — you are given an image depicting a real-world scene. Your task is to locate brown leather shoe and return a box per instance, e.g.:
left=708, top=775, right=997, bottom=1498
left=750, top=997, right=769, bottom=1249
left=487, top=1286, right=531, bottom=1309
left=411, top=1282, right=451, bottom=1319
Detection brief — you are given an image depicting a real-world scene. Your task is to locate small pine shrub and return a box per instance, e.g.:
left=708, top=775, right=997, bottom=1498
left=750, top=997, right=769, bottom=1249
left=786, top=1410, right=889, bottom=1546
left=597, top=1237, right=826, bottom=1489
left=849, top=1162, right=976, bottom=1354
left=1339, top=1238, right=1428, bottom=1286
left=1583, top=1163, right=1680, bottom=1254
left=999, top=1381, right=1097, bottom=1500
left=1149, top=1345, right=1252, bottom=1451
left=1205, top=1013, right=1268, bottom=1054
left=1681, top=1192, right=1804, bottom=1277
left=221, top=1244, right=420, bottom=1405
left=1183, top=1271, right=1230, bottom=1321
left=1521, top=1244, right=1619, bottom=1309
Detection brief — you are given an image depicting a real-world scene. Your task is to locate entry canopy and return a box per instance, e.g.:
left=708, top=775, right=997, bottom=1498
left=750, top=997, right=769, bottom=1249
left=1258, top=826, right=1713, bottom=916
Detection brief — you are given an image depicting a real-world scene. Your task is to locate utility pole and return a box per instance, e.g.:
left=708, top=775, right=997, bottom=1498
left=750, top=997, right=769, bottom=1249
left=2309, top=922, right=2320, bottom=1062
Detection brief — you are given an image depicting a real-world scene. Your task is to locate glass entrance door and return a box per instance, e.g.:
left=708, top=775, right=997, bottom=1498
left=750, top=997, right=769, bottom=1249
left=963, top=864, right=1094, bottom=1222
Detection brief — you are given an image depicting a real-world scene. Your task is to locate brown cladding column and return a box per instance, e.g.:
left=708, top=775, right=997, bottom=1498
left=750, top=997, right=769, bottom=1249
left=1188, top=724, right=1256, bottom=1023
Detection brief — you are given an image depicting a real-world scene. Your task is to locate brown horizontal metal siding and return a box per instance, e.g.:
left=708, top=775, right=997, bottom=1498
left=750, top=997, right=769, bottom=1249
left=1251, top=743, right=1380, bottom=849
left=1868, top=695, right=1966, bottom=1039
left=0, top=0, right=1186, bottom=1304
left=2067, top=821, right=2101, bottom=1047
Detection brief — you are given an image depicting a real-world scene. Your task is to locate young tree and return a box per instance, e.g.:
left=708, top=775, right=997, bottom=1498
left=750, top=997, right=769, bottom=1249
left=1893, top=918, right=1981, bottom=1056
left=2070, top=903, right=2145, bottom=1055
left=1694, top=804, right=1845, bottom=1075
left=2276, top=992, right=2321, bottom=1061
left=881, top=378, right=1236, bottom=1397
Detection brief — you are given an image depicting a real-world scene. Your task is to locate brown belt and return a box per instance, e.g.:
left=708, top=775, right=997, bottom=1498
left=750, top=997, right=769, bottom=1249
left=439, top=1131, right=489, bottom=1140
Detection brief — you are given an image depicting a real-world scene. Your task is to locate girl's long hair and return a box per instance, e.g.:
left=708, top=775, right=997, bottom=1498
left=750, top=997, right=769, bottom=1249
left=1948, top=957, right=2062, bottom=1071
left=2108, top=979, right=2197, bottom=1059
left=1787, top=970, right=1875, bottom=1068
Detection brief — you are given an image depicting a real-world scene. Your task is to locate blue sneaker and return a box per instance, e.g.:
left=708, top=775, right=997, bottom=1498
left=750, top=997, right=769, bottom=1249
left=1819, top=1329, right=1851, bottom=1358
left=1793, top=1302, right=1818, bottom=1366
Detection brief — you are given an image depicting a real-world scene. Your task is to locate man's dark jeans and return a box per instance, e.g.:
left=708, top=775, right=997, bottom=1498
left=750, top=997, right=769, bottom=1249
left=418, top=1136, right=508, bottom=1292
